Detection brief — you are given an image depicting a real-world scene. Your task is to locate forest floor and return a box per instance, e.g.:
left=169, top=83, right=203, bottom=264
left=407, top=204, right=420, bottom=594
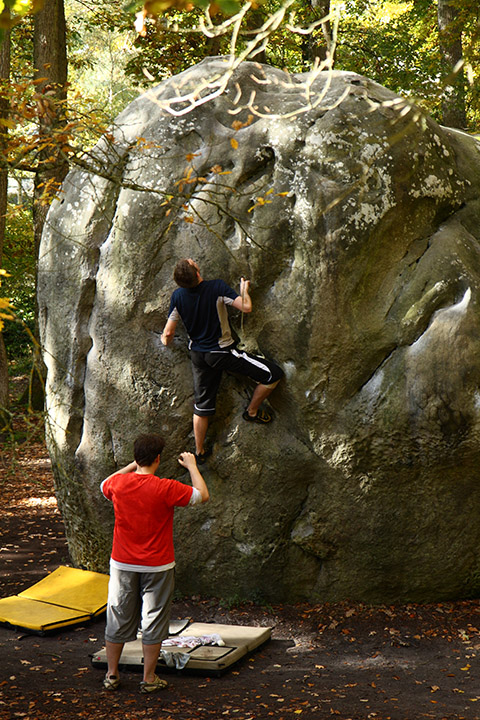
left=1, top=380, right=480, bottom=720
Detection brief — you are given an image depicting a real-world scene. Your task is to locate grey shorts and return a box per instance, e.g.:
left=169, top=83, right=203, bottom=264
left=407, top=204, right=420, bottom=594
left=105, top=566, right=175, bottom=645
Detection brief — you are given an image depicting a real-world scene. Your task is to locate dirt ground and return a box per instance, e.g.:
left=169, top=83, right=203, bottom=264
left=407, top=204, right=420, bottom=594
left=1, top=431, right=480, bottom=720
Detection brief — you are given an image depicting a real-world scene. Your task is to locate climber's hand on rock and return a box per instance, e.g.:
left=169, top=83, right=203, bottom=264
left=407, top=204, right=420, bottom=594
left=178, top=451, right=197, bottom=470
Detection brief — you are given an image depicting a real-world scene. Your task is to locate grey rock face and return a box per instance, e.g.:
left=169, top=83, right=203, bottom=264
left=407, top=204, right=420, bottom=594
left=38, top=58, right=480, bottom=602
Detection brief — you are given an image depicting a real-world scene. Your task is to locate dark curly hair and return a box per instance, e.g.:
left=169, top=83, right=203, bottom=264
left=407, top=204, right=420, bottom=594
left=133, top=434, right=165, bottom=466
left=173, top=259, right=200, bottom=288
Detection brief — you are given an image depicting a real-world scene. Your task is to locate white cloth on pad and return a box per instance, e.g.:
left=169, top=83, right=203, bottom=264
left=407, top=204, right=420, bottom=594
left=162, top=633, right=225, bottom=649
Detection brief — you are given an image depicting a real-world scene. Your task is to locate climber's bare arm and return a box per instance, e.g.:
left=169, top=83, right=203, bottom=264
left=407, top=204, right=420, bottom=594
left=161, top=318, right=177, bottom=345
left=232, top=277, right=252, bottom=313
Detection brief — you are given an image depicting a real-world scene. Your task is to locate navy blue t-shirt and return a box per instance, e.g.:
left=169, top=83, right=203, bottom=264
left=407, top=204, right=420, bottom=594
left=168, top=279, right=239, bottom=351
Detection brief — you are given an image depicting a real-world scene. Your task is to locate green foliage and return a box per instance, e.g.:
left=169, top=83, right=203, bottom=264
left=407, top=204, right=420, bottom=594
left=124, top=7, right=230, bottom=83
left=136, top=0, right=247, bottom=21
left=122, top=0, right=323, bottom=85
left=9, top=11, right=34, bottom=82
left=123, top=0, right=480, bottom=130
left=261, top=0, right=318, bottom=72
left=2, top=201, right=36, bottom=362
left=334, top=1, right=442, bottom=118
left=66, top=0, right=140, bottom=117
left=333, top=0, right=479, bottom=130
left=4, top=0, right=480, bottom=131
left=0, top=0, right=41, bottom=40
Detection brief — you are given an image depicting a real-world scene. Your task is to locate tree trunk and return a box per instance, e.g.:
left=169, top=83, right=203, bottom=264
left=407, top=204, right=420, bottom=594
left=33, top=0, right=68, bottom=255
left=31, top=0, right=68, bottom=410
left=0, top=30, right=11, bottom=433
left=302, top=0, right=333, bottom=66
left=437, top=0, right=467, bottom=128
left=245, top=8, right=267, bottom=64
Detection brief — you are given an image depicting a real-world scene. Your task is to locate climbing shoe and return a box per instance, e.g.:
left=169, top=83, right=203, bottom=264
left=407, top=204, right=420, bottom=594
left=242, top=407, right=273, bottom=424
left=195, top=447, right=212, bottom=465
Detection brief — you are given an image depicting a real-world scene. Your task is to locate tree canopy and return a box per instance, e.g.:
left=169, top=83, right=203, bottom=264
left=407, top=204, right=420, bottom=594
left=3, top=0, right=479, bottom=126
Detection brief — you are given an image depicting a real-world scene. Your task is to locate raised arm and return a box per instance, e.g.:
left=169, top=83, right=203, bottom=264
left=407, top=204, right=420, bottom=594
left=231, top=277, right=252, bottom=313
left=101, top=461, right=137, bottom=493
left=161, top=317, right=178, bottom=345
left=178, top=452, right=209, bottom=503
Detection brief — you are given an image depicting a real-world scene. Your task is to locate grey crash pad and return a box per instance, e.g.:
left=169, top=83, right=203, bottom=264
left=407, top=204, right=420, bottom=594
left=91, top=621, right=271, bottom=676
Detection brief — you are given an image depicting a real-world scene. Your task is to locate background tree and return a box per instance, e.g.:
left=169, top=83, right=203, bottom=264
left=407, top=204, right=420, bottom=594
left=6, top=0, right=68, bottom=409
left=32, top=0, right=68, bottom=254
left=303, top=0, right=332, bottom=64
left=437, top=0, right=467, bottom=128
left=332, top=0, right=478, bottom=128
left=0, top=28, right=11, bottom=431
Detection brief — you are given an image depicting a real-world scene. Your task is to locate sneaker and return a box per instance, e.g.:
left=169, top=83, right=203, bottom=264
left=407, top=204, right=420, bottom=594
left=242, top=407, right=272, bottom=424
left=195, top=447, right=212, bottom=465
left=103, top=674, right=120, bottom=691
left=140, top=674, right=168, bottom=694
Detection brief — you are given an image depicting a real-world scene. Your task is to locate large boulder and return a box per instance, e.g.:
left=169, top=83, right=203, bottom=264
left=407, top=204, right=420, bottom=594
left=38, top=58, right=480, bottom=603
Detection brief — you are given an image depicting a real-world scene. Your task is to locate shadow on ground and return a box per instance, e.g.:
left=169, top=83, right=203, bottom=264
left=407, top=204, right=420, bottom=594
left=1, top=438, right=479, bottom=720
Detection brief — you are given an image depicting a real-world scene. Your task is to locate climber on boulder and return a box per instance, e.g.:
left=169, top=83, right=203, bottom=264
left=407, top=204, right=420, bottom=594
left=161, top=258, right=283, bottom=464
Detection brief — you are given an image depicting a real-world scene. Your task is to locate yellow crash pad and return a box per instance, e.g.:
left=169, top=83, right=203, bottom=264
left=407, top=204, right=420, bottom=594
left=0, top=566, right=109, bottom=633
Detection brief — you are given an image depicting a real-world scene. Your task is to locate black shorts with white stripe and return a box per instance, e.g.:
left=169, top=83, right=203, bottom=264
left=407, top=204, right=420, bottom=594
left=190, top=346, right=283, bottom=417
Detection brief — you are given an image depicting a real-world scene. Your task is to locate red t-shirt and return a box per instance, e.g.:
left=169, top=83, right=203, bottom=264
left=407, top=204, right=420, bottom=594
left=101, top=472, right=193, bottom=566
